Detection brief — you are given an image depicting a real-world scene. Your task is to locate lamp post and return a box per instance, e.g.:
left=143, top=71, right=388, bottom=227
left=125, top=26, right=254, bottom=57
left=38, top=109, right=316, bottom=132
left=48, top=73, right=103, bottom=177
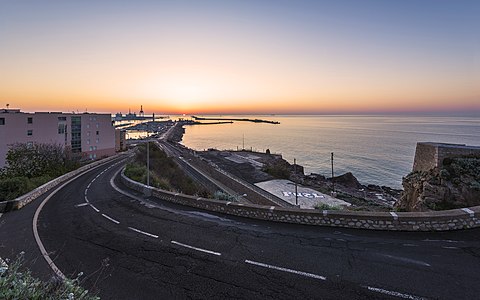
left=294, top=158, right=298, bottom=206
left=146, top=141, right=150, bottom=186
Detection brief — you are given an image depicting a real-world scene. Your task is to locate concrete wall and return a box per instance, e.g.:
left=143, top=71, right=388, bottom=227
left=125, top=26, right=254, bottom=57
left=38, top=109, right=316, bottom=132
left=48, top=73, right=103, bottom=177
left=121, top=170, right=480, bottom=231
left=413, top=142, right=480, bottom=172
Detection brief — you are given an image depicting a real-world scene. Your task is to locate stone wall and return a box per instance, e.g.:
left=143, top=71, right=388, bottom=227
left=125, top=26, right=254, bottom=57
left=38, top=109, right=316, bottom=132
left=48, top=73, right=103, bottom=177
left=413, top=142, right=480, bottom=172
left=121, top=170, right=480, bottom=231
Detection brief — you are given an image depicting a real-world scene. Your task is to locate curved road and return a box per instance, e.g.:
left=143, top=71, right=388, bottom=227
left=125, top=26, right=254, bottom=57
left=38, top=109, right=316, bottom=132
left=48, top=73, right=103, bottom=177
left=2, top=157, right=480, bottom=299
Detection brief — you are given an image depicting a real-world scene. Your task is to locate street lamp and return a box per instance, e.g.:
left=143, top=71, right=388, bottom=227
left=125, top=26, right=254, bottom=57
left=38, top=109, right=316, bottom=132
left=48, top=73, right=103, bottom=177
left=146, top=141, right=150, bottom=186
left=293, top=158, right=298, bottom=206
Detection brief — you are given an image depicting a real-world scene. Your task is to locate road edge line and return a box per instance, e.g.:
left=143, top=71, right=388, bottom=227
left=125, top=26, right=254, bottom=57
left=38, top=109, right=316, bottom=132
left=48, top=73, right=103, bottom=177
left=33, top=157, right=126, bottom=280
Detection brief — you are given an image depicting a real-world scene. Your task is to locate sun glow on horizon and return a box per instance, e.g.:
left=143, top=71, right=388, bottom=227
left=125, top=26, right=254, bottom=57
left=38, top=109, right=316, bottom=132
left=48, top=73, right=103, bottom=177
left=0, top=1, right=478, bottom=115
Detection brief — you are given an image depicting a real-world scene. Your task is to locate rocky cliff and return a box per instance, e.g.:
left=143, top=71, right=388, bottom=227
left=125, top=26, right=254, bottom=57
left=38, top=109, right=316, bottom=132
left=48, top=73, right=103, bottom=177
left=396, top=156, right=480, bottom=211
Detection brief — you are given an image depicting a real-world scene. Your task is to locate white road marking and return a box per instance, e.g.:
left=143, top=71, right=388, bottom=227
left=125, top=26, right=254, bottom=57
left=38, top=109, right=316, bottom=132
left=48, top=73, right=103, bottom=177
left=390, top=211, right=398, bottom=220
left=75, top=203, right=89, bottom=207
left=442, top=246, right=459, bottom=250
left=101, top=213, right=120, bottom=224
left=422, top=239, right=462, bottom=243
left=462, top=208, right=475, bottom=217
left=128, top=227, right=159, bottom=238
left=84, top=195, right=89, bottom=203
left=364, top=286, right=425, bottom=300
left=89, top=204, right=100, bottom=212
left=245, top=260, right=326, bottom=280
left=381, top=254, right=431, bottom=267
left=171, top=240, right=221, bottom=256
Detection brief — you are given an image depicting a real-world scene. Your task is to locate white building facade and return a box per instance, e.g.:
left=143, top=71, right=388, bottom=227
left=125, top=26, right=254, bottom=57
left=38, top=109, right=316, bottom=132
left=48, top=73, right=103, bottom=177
left=0, top=109, right=115, bottom=168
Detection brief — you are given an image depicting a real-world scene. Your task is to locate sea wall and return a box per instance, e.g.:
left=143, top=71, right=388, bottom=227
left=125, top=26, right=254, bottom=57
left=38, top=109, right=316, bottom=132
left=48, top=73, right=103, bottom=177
left=121, top=169, right=480, bottom=231
left=413, top=142, right=480, bottom=172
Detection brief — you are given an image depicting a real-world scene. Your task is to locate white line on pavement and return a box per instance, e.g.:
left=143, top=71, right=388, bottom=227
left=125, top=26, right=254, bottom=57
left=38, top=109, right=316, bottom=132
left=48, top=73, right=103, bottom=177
left=89, top=204, right=100, bottom=212
left=364, top=286, right=425, bottom=300
left=101, top=213, right=120, bottom=224
left=75, top=203, right=89, bottom=207
left=244, top=260, right=326, bottom=280
left=128, top=227, right=159, bottom=238
left=171, top=241, right=221, bottom=256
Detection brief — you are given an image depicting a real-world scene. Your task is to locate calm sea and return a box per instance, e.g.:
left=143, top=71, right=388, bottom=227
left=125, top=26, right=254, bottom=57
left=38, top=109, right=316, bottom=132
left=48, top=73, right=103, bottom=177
left=180, top=115, right=480, bottom=189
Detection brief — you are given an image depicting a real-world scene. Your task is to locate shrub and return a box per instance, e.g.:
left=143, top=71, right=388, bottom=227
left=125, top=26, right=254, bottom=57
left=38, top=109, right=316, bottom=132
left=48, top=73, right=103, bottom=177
left=314, top=203, right=341, bottom=210
left=0, top=253, right=98, bottom=300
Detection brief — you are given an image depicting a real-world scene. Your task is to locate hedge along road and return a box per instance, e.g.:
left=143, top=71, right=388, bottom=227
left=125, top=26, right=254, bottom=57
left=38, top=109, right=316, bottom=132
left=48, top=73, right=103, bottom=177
left=32, top=157, right=480, bottom=300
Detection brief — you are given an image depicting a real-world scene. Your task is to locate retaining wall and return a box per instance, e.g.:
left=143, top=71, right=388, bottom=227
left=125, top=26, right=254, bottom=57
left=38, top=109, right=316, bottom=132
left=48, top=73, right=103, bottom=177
left=121, top=170, right=480, bottom=231
left=0, top=154, right=124, bottom=213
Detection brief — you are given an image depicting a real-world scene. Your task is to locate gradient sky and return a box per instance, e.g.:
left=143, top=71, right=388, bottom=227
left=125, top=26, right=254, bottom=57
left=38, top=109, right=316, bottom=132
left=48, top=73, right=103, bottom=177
left=0, top=0, right=479, bottom=114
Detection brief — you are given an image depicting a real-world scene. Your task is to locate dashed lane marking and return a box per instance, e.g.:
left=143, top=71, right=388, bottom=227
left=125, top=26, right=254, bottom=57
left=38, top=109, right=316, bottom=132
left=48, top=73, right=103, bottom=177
left=75, top=203, right=89, bottom=207
left=89, top=204, right=100, bottom=213
left=245, top=260, right=326, bottom=280
left=363, top=286, right=426, bottom=300
left=171, top=241, right=221, bottom=256
left=101, top=213, right=120, bottom=224
left=128, top=227, right=159, bottom=239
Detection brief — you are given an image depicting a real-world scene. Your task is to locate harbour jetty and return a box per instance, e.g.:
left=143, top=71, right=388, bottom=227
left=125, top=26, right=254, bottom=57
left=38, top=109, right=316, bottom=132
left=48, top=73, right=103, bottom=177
left=192, top=116, right=280, bottom=124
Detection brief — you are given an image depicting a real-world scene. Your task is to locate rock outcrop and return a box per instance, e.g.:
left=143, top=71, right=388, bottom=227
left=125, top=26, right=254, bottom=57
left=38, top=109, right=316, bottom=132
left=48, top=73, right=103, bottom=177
left=396, top=157, right=480, bottom=211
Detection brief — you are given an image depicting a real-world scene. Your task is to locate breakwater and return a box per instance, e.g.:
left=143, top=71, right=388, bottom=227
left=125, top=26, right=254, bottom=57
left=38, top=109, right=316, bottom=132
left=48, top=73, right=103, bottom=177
left=192, top=116, right=280, bottom=124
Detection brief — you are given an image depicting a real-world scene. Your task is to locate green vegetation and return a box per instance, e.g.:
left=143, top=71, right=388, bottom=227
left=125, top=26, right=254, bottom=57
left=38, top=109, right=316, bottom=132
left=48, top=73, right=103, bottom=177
left=0, top=253, right=98, bottom=300
left=314, top=203, right=341, bottom=210
left=125, top=144, right=211, bottom=197
left=213, top=191, right=237, bottom=201
left=0, top=143, right=80, bottom=201
left=262, top=162, right=291, bottom=179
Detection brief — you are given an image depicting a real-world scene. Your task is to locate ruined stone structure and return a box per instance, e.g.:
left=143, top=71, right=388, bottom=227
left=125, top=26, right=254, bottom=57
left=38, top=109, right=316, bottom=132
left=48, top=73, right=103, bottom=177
left=412, top=142, right=480, bottom=172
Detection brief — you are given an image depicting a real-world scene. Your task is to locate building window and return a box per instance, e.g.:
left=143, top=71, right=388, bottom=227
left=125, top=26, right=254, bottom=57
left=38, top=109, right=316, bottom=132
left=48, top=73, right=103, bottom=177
left=58, top=123, right=66, bottom=134
left=96, top=123, right=99, bottom=128
left=89, top=146, right=93, bottom=151
left=0, top=118, right=4, bottom=125
left=93, top=146, right=97, bottom=150
left=27, top=117, right=33, bottom=124
left=58, top=116, right=67, bottom=121
left=27, top=130, right=33, bottom=136
left=87, top=124, right=90, bottom=129
left=96, top=131, right=99, bottom=135
left=96, top=138, right=99, bottom=143
left=71, top=116, right=82, bottom=153
left=87, top=139, right=90, bottom=145
left=27, top=142, right=33, bottom=149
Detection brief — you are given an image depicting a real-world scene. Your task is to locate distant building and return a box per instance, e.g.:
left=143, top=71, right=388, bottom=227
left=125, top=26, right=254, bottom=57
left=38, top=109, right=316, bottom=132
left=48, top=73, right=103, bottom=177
left=115, top=129, right=127, bottom=152
left=0, top=109, right=116, bottom=168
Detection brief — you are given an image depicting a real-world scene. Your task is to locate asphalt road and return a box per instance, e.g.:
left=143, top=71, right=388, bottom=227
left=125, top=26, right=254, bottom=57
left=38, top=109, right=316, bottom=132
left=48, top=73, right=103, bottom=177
left=2, top=157, right=480, bottom=299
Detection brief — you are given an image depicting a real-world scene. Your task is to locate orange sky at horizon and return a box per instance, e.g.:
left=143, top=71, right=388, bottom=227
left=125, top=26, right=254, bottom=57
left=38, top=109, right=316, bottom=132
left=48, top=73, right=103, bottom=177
left=1, top=1, right=479, bottom=115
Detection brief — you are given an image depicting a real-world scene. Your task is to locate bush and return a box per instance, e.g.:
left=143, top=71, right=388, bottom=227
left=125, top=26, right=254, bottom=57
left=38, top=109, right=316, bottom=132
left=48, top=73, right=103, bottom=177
left=314, top=203, right=341, bottom=210
left=0, top=253, right=98, bottom=300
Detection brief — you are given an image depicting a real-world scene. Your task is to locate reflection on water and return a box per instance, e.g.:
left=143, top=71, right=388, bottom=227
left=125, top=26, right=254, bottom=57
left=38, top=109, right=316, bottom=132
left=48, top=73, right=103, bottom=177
left=181, top=115, right=480, bottom=189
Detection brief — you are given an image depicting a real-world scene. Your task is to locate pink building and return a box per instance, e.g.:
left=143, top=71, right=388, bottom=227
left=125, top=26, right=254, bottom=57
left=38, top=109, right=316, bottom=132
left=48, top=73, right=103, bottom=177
left=0, top=109, right=115, bottom=168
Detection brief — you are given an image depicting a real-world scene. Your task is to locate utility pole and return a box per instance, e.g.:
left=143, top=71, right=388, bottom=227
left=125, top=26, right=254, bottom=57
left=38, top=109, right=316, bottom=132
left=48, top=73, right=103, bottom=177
left=294, top=158, right=298, bottom=206
left=331, top=152, right=335, bottom=193
left=146, top=141, right=150, bottom=186
left=242, top=134, right=245, bottom=150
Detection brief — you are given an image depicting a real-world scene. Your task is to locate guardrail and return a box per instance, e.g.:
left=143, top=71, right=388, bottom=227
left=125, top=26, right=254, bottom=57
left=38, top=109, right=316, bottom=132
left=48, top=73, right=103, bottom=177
left=120, top=169, right=480, bottom=231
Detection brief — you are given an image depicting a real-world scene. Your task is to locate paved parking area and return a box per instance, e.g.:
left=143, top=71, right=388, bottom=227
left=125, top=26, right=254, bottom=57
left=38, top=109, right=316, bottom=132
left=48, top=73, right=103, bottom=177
left=255, top=179, right=351, bottom=209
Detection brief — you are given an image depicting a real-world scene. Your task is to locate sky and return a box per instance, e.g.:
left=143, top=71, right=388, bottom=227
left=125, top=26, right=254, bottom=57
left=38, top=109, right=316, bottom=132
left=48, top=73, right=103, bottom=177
left=0, top=0, right=479, bottom=115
